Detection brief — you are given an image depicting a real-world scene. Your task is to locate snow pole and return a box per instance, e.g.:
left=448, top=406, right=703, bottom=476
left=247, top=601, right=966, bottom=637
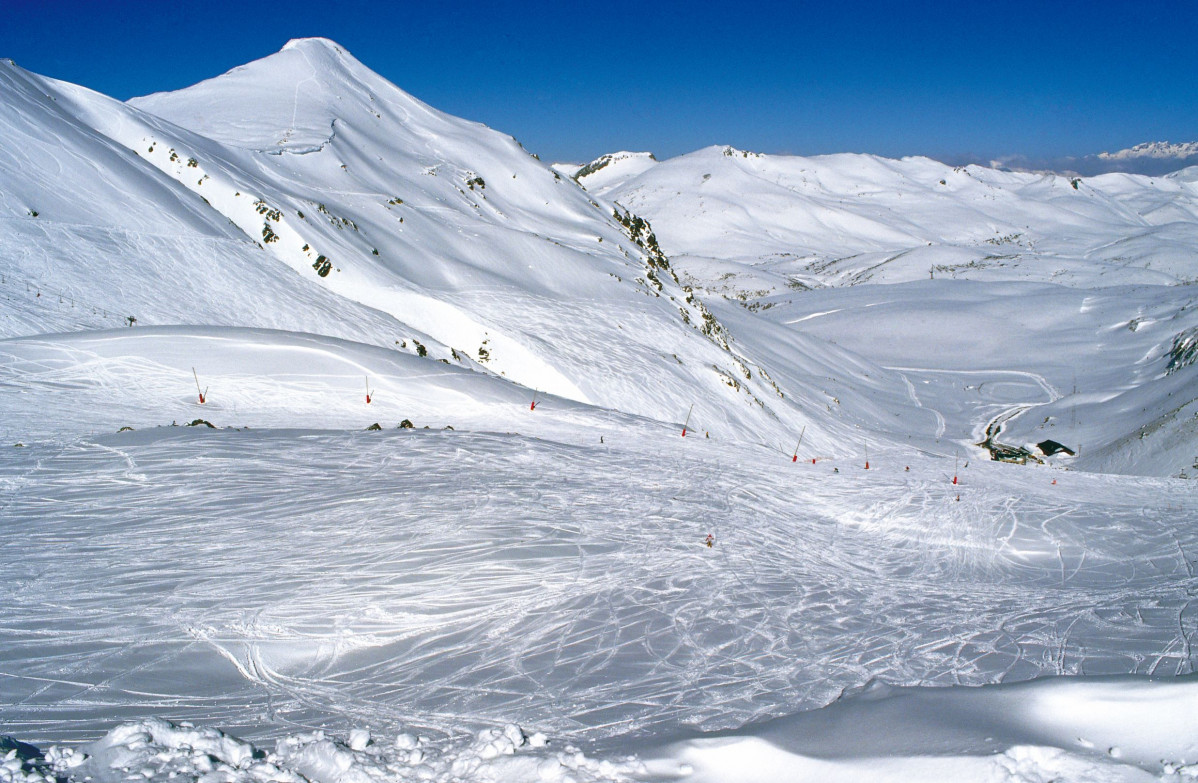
left=953, top=450, right=959, bottom=484
left=530, top=388, right=538, bottom=411
left=193, top=368, right=206, bottom=405
left=681, top=404, right=694, bottom=437
left=365, top=375, right=373, bottom=404
left=792, top=425, right=806, bottom=462
left=864, top=440, right=870, bottom=470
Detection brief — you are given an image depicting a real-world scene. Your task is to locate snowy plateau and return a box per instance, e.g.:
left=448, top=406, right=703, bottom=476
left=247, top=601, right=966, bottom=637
left=2, top=37, right=1198, bottom=783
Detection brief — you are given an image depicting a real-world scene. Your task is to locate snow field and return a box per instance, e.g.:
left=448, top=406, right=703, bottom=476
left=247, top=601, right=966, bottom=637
left=4, top=387, right=1196, bottom=749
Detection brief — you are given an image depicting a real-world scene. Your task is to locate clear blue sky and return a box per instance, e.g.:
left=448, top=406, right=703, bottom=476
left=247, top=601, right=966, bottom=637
left=3, top=0, right=1195, bottom=164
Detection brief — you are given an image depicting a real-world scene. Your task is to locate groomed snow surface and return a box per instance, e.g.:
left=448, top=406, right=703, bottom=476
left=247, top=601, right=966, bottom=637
left=2, top=37, right=1198, bottom=783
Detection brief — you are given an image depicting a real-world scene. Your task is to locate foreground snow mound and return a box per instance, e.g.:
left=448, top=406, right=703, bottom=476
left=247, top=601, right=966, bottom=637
left=18, top=719, right=632, bottom=783
left=638, top=676, right=1198, bottom=782
left=9, top=677, right=1198, bottom=782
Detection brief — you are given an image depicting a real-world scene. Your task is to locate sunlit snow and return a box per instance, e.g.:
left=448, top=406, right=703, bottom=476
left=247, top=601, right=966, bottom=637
left=2, top=38, right=1197, bottom=783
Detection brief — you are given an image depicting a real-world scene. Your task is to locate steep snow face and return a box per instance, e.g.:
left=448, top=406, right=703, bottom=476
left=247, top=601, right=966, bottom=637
left=0, top=62, right=230, bottom=236
left=124, top=36, right=633, bottom=299
left=0, top=59, right=432, bottom=349
left=599, top=145, right=1198, bottom=294
left=129, top=38, right=432, bottom=153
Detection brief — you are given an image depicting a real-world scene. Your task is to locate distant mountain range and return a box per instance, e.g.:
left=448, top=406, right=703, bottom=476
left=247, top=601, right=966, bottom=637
left=983, top=140, right=1198, bottom=177
left=1097, top=141, right=1198, bottom=161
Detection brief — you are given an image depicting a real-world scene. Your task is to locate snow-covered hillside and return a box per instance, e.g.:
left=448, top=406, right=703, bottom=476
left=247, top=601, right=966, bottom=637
left=3, top=38, right=1198, bottom=783
left=590, top=145, right=1198, bottom=293
left=1, top=40, right=830, bottom=455
left=585, top=144, right=1198, bottom=478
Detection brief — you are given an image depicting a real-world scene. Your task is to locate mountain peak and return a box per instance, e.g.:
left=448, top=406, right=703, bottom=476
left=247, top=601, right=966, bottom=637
left=281, top=36, right=345, bottom=53
left=128, top=39, right=437, bottom=151
left=574, top=151, right=659, bottom=192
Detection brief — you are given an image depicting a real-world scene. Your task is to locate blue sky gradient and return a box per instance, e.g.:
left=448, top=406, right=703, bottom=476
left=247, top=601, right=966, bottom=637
left=3, top=0, right=1195, bottom=164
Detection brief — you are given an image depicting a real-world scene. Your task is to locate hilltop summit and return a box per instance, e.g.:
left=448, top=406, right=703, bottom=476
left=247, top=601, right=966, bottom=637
left=129, top=37, right=453, bottom=152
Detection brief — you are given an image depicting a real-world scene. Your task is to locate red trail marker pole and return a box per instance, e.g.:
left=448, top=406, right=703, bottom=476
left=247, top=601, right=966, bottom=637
left=193, top=368, right=206, bottom=404
left=530, top=389, right=538, bottom=411
left=365, top=375, right=373, bottom=404
left=791, top=425, right=806, bottom=463
left=864, top=441, right=870, bottom=470
left=681, top=404, right=694, bottom=437
left=953, top=451, right=959, bottom=484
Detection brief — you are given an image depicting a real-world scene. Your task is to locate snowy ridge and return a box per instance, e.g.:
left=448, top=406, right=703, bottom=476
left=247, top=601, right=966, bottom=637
left=573, top=150, right=659, bottom=192
left=598, top=144, right=1198, bottom=292
left=591, top=144, right=1198, bottom=477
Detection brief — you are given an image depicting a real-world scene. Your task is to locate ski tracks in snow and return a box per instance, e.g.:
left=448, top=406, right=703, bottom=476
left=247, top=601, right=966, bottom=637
left=1, top=426, right=1197, bottom=746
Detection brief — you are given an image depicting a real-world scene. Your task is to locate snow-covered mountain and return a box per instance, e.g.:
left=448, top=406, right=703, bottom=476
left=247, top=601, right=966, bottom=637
left=586, top=144, right=1198, bottom=291
left=1098, top=140, right=1198, bottom=162
left=3, top=39, right=1198, bottom=783
left=583, top=144, right=1198, bottom=477
left=570, top=150, right=658, bottom=191
left=1, top=39, right=871, bottom=455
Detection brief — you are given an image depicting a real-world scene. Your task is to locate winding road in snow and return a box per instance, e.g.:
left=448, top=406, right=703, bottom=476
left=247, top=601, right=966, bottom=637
left=885, top=365, right=1061, bottom=449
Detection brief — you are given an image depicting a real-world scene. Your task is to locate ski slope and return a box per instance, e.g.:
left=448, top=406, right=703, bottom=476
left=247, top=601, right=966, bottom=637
left=3, top=328, right=1198, bottom=783
left=2, top=38, right=1198, bottom=783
